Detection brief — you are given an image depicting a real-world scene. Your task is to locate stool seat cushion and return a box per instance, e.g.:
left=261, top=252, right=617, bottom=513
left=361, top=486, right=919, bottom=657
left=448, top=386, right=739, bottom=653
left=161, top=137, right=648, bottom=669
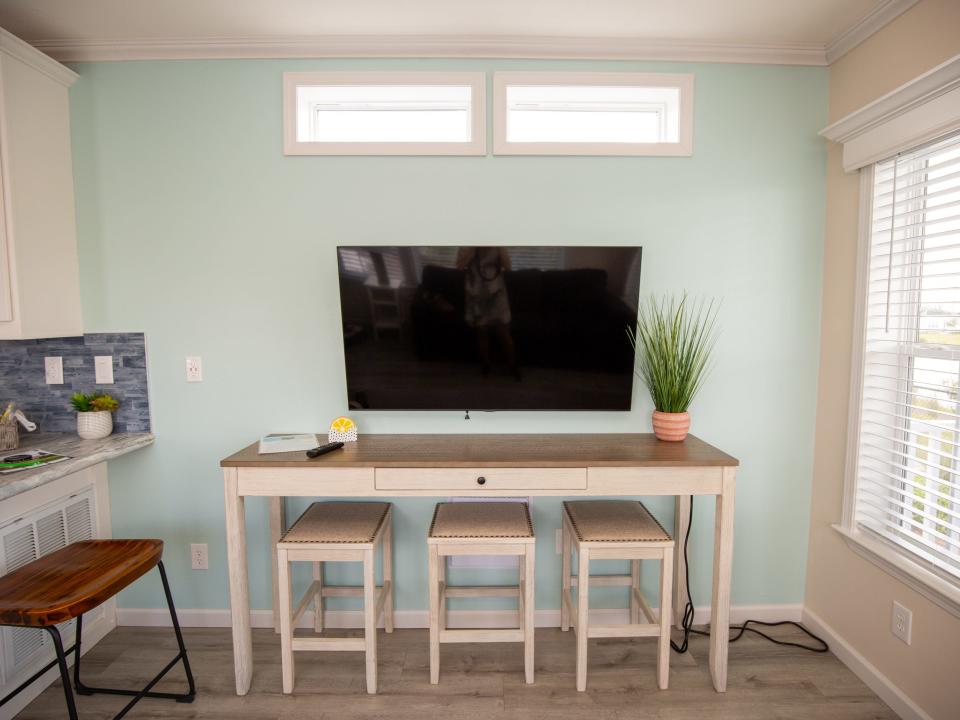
left=282, top=502, right=391, bottom=544
left=564, top=501, right=671, bottom=542
left=0, top=539, right=163, bottom=627
left=429, top=502, right=533, bottom=539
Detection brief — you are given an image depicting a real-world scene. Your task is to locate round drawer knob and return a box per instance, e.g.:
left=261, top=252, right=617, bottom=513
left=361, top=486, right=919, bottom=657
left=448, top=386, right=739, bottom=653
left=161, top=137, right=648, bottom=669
left=477, top=476, right=487, bottom=486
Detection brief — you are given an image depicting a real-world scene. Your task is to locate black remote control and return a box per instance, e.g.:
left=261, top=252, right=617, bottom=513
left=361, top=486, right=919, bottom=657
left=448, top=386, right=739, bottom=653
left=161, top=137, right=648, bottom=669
left=306, top=441, right=344, bottom=458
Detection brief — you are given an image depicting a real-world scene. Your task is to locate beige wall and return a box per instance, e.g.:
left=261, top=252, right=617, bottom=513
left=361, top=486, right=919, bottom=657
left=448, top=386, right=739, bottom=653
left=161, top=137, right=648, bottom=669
left=806, top=2, right=960, bottom=719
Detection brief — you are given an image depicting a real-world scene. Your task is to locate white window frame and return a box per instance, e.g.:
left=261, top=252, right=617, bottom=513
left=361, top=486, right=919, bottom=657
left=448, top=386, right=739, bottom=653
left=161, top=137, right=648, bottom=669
left=826, top=54, right=960, bottom=617
left=492, top=72, right=694, bottom=156
left=283, top=72, right=486, bottom=156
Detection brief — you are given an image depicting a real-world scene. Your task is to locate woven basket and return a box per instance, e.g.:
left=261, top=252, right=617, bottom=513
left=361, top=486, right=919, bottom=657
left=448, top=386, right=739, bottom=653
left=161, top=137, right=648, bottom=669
left=77, top=411, right=113, bottom=440
left=0, top=420, right=18, bottom=451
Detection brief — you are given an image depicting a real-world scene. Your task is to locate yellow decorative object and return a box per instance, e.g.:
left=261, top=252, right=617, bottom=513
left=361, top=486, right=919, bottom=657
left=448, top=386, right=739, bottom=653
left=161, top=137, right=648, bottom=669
left=328, top=416, right=358, bottom=443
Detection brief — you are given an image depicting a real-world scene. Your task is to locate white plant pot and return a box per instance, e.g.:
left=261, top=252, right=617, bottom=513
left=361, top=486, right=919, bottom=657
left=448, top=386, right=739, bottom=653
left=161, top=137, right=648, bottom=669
left=77, top=411, right=113, bottom=440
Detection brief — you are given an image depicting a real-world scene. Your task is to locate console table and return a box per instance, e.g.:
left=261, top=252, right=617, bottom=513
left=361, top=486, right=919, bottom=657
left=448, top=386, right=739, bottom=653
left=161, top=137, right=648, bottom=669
left=221, top=433, right=738, bottom=695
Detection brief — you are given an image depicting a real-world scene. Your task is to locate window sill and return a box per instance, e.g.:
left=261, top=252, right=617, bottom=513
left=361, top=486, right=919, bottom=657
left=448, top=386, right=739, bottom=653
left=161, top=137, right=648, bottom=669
left=833, top=524, right=960, bottom=619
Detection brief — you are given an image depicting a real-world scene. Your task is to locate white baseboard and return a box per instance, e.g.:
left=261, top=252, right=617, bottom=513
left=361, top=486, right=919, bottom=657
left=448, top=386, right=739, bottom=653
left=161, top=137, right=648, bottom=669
left=117, top=603, right=802, bottom=630
left=802, top=607, right=932, bottom=720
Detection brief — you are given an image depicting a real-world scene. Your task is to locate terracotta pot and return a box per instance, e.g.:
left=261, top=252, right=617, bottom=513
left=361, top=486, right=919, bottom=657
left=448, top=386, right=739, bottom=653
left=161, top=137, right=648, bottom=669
left=652, top=411, right=690, bottom=442
left=77, top=411, right=113, bottom=440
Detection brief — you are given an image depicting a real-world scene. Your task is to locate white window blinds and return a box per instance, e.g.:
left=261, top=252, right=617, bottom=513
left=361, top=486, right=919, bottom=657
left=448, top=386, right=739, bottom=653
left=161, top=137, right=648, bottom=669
left=854, top=129, right=960, bottom=579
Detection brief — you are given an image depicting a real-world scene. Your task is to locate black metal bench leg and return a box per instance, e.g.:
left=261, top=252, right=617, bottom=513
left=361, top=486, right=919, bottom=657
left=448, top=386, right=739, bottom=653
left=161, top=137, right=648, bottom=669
left=47, top=625, right=80, bottom=720
left=71, top=561, right=197, bottom=716
left=158, top=561, right=197, bottom=700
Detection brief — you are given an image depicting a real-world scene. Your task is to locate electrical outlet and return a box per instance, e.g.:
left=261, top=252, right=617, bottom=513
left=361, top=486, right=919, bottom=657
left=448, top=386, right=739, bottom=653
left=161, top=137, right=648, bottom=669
left=191, top=543, right=208, bottom=570
left=185, top=356, right=202, bottom=383
left=891, top=601, right=912, bottom=645
left=555, top=528, right=563, bottom=555
left=94, top=355, right=114, bottom=384
left=44, top=356, right=63, bottom=385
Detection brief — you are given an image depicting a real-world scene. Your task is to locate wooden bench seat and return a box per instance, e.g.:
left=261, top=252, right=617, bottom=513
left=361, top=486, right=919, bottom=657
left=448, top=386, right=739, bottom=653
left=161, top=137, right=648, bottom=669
left=0, top=539, right=163, bottom=627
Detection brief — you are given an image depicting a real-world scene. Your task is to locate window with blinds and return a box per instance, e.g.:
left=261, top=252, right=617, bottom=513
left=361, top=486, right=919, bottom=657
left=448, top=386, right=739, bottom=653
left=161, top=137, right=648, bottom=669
left=853, top=129, right=960, bottom=580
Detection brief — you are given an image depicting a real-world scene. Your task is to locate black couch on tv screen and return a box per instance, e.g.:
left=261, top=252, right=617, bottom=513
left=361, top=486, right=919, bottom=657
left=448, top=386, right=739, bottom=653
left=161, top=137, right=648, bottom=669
left=409, top=265, right=635, bottom=373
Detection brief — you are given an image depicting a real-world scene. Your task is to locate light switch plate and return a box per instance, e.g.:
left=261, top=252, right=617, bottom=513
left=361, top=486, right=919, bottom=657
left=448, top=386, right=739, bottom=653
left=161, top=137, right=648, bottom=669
left=94, top=355, right=114, bottom=384
left=44, top=356, right=63, bottom=385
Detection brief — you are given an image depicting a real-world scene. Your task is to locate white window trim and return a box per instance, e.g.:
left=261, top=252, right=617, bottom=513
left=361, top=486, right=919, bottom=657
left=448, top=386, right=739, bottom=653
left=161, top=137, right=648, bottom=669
left=282, top=71, right=486, bottom=156
left=492, top=72, right=694, bottom=156
left=830, top=53, right=960, bottom=618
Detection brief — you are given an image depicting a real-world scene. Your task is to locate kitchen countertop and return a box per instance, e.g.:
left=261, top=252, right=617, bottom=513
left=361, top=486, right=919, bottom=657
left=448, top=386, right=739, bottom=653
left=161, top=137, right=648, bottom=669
left=0, top=431, right=154, bottom=501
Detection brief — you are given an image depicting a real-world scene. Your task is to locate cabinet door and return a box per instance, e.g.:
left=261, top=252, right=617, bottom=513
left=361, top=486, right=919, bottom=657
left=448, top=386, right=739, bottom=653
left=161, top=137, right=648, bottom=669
left=0, top=145, right=12, bottom=323
left=0, top=489, right=98, bottom=689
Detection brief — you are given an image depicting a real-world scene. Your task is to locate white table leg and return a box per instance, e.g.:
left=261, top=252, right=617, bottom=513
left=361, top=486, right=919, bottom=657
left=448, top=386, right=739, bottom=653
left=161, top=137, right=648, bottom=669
left=268, top=496, right=286, bottom=634
left=673, top=494, right=691, bottom=630
left=709, top=467, right=735, bottom=693
left=224, top=467, right=253, bottom=695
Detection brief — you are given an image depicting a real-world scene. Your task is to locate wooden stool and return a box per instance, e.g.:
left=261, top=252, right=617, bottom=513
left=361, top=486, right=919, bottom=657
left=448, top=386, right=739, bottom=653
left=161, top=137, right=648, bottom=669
left=277, top=501, right=393, bottom=695
left=0, top=540, right=195, bottom=719
left=561, top=500, right=674, bottom=692
left=427, top=502, right=536, bottom=685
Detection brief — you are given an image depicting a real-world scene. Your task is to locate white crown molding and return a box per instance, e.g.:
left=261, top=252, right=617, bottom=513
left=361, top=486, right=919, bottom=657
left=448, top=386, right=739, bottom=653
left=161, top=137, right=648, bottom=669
left=26, top=34, right=828, bottom=66
left=821, top=53, right=960, bottom=143
left=825, top=0, right=919, bottom=65
left=0, top=27, right=77, bottom=86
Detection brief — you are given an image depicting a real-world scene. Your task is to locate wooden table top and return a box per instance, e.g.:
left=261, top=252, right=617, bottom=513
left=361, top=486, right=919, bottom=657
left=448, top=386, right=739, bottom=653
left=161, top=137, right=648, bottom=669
left=221, top=433, right=738, bottom=469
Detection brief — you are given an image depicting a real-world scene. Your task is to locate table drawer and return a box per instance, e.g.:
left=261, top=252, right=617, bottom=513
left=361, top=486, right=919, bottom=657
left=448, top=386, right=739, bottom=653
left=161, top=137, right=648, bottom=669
left=375, top=467, right=587, bottom=491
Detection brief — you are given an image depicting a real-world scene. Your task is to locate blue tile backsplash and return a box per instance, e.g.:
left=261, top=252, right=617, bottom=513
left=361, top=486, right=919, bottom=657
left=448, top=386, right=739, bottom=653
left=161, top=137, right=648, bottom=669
left=0, top=333, right=151, bottom=433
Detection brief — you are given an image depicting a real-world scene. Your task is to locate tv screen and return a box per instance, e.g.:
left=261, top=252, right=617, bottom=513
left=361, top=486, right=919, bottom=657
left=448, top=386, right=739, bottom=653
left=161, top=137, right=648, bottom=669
left=337, top=246, right=642, bottom=410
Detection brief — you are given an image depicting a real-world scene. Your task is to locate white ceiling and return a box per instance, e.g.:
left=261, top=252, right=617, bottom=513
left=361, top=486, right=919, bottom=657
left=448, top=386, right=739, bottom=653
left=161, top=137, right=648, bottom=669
left=0, top=0, right=919, bottom=65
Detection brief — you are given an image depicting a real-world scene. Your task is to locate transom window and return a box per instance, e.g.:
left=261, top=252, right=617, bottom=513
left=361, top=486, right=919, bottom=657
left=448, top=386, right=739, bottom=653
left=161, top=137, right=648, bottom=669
left=493, top=72, right=693, bottom=156
left=283, top=72, right=486, bottom=155
left=852, top=129, right=960, bottom=580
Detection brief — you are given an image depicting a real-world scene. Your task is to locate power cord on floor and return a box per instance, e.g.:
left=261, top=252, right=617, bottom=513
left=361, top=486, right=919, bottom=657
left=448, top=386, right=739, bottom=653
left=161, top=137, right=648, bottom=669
left=670, top=496, right=829, bottom=655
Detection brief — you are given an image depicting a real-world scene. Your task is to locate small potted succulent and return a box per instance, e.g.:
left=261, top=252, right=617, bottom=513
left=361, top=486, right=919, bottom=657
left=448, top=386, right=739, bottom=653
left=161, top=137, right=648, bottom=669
left=627, top=295, right=718, bottom=442
left=71, top=392, right=120, bottom=440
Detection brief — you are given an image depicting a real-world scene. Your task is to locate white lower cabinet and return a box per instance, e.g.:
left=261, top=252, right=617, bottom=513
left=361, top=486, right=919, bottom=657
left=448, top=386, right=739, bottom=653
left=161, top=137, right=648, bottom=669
left=0, top=465, right=114, bottom=719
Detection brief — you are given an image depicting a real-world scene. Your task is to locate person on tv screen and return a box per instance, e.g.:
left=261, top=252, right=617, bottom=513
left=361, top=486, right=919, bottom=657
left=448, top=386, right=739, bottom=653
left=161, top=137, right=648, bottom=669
left=457, top=246, right=520, bottom=380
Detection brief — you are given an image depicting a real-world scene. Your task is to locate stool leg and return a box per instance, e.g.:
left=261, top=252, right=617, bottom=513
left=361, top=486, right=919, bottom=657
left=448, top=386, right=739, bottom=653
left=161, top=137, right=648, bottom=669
left=363, top=548, right=378, bottom=694
left=428, top=544, right=440, bottom=685
left=313, top=562, right=324, bottom=632
left=523, top=545, right=535, bottom=684
left=278, top=548, right=295, bottom=694
left=658, top=546, right=674, bottom=690
left=561, top=521, right=571, bottom=632
left=437, top=550, right=447, bottom=633
left=72, top=614, right=86, bottom=694
left=576, top=546, right=590, bottom=692
left=630, top=560, right=641, bottom=624
left=46, top=626, right=79, bottom=720
left=383, top=513, right=394, bottom=633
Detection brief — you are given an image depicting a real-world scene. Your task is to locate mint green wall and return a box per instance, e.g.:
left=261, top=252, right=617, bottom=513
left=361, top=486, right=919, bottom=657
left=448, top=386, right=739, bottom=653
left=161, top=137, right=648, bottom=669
left=68, top=58, right=827, bottom=613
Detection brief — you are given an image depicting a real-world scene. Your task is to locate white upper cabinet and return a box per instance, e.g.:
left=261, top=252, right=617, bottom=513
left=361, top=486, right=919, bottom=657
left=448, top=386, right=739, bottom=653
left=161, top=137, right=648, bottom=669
left=0, top=29, right=82, bottom=340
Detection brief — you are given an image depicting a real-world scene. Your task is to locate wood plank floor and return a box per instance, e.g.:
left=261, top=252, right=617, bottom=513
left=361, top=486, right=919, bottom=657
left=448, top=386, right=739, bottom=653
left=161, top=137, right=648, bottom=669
left=17, top=626, right=897, bottom=719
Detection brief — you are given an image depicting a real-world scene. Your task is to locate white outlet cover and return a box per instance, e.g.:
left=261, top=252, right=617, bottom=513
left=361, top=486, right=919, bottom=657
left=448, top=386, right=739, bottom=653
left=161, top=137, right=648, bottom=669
left=186, top=356, right=202, bottom=383
left=94, top=355, right=114, bottom=384
left=44, top=356, right=64, bottom=385
left=892, top=601, right=912, bottom=645
left=190, top=543, right=209, bottom=570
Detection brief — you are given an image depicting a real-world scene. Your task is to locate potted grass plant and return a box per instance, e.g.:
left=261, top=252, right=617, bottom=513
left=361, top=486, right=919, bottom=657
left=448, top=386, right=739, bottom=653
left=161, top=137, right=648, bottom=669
left=627, top=295, right=718, bottom=442
left=71, top=392, right=120, bottom=440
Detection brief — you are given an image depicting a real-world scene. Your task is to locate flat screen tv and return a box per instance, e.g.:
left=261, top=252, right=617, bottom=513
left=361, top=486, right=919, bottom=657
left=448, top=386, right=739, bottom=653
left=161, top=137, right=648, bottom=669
left=337, top=246, right=642, bottom=411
